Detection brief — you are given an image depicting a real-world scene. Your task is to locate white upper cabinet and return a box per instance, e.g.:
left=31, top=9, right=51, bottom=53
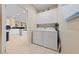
left=36, top=8, right=58, bottom=24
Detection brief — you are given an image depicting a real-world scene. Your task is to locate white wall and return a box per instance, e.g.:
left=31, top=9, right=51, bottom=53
left=0, top=5, right=2, bottom=53
left=36, top=8, right=57, bottom=24
left=0, top=5, right=6, bottom=54
left=27, top=5, right=37, bottom=45
left=1, top=5, right=6, bottom=53
left=21, top=5, right=37, bottom=45
left=67, top=17, right=79, bottom=30
left=58, top=4, right=79, bottom=53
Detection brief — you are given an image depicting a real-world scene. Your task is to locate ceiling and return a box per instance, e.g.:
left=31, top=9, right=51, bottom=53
left=32, top=4, right=57, bottom=12
left=15, top=4, right=57, bottom=13
left=5, top=4, right=57, bottom=20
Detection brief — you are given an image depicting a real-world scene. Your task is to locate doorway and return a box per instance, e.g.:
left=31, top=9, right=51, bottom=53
left=5, top=4, right=28, bottom=53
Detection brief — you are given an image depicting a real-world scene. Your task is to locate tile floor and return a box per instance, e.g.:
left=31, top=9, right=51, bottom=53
left=6, top=31, right=58, bottom=54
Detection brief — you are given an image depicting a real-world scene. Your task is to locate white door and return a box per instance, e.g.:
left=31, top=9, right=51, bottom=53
left=33, top=31, right=43, bottom=45
left=43, top=31, right=57, bottom=50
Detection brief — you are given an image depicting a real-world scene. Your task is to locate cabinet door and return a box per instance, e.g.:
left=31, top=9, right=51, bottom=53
left=33, top=31, right=43, bottom=45
left=43, top=31, right=57, bottom=50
